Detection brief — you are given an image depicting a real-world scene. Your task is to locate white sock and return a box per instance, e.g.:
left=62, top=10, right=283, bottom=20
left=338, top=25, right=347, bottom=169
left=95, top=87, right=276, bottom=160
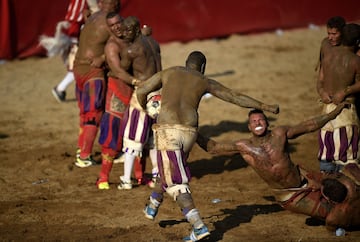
left=57, top=71, right=74, bottom=92
left=123, top=152, right=135, bottom=182
left=185, top=208, right=204, bottom=229
left=149, top=148, right=158, bottom=176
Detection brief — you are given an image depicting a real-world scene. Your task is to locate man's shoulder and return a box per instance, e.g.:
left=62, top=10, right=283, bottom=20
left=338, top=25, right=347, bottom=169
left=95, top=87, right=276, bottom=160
left=164, top=66, right=184, bottom=71
left=85, top=11, right=105, bottom=24
left=158, top=66, right=186, bottom=79
left=92, top=10, right=107, bottom=19
left=321, top=37, right=328, bottom=45
left=236, top=138, right=252, bottom=146
left=351, top=52, right=360, bottom=62
left=144, top=35, right=160, bottom=46
left=271, top=126, right=288, bottom=136
left=321, top=40, right=332, bottom=51
left=106, top=37, right=120, bottom=47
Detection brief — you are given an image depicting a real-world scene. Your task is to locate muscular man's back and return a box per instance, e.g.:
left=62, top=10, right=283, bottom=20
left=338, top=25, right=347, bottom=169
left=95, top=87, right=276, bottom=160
left=325, top=173, right=360, bottom=229
left=157, top=67, right=208, bottom=127
left=75, top=11, right=110, bottom=72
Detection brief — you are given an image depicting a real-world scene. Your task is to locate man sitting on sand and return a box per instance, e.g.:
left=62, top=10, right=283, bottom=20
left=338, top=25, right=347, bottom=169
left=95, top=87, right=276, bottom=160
left=197, top=103, right=360, bottom=231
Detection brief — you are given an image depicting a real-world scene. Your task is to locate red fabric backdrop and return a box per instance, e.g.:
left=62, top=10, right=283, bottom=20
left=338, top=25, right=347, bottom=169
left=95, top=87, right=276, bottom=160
left=1, top=0, right=359, bottom=60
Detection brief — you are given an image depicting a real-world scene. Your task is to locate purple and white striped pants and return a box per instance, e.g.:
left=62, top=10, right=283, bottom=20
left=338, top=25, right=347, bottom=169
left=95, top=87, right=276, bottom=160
left=318, top=101, right=360, bottom=165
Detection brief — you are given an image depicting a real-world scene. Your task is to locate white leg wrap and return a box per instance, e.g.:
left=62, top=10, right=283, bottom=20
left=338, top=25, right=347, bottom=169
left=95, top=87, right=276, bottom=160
left=123, top=153, right=135, bottom=182
left=166, top=184, right=191, bottom=201
left=150, top=196, right=161, bottom=208
left=149, top=148, right=158, bottom=175
left=185, top=208, right=204, bottom=229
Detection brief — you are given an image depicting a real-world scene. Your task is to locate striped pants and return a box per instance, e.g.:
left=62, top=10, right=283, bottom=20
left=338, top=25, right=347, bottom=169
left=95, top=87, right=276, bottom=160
left=318, top=125, right=359, bottom=165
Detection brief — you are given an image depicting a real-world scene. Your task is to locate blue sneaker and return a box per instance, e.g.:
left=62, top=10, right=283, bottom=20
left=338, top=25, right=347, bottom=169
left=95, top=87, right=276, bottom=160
left=143, top=204, right=158, bottom=220
left=183, top=225, right=210, bottom=242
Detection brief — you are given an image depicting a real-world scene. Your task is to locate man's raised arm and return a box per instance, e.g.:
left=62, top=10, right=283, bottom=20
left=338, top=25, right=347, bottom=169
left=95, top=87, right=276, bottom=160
left=286, top=102, right=350, bottom=139
left=207, top=79, right=279, bottom=114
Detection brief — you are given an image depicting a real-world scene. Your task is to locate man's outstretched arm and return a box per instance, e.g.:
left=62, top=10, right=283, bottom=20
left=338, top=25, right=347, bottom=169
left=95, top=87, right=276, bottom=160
left=196, top=133, right=239, bottom=155
left=207, top=79, right=279, bottom=114
left=286, top=102, right=349, bottom=139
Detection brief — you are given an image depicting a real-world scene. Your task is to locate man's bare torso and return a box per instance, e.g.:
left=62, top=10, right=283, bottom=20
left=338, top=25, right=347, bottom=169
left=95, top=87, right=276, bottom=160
left=125, top=35, right=161, bottom=80
left=106, top=35, right=128, bottom=78
left=236, top=128, right=302, bottom=189
left=74, top=11, right=111, bottom=74
left=321, top=44, right=358, bottom=96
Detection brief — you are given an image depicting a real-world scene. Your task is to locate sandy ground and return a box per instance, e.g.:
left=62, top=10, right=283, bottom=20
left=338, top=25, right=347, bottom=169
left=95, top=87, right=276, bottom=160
left=1, top=26, right=359, bottom=241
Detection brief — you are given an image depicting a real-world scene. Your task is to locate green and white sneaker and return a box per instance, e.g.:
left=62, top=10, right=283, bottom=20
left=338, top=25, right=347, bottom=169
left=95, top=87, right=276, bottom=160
left=75, top=155, right=96, bottom=168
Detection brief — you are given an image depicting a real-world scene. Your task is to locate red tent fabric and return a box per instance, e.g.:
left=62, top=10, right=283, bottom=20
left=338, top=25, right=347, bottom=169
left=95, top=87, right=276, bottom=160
left=1, top=0, right=69, bottom=59
left=1, top=0, right=359, bottom=60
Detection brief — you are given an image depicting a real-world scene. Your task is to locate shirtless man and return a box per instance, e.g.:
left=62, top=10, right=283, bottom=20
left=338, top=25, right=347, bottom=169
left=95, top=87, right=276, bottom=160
left=73, top=0, right=120, bottom=168
left=136, top=51, right=279, bottom=241
left=116, top=16, right=162, bottom=190
left=317, top=21, right=360, bottom=172
left=50, top=0, right=100, bottom=103
left=96, top=14, right=160, bottom=189
left=197, top=104, right=360, bottom=231
left=96, top=12, right=132, bottom=189
left=315, top=17, right=345, bottom=72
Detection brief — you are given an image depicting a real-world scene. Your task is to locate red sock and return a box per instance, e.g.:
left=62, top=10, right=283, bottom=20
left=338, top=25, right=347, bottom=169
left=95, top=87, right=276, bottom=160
left=134, top=156, right=145, bottom=180
left=97, top=157, right=113, bottom=184
left=80, top=125, right=97, bottom=158
left=77, top=127, right=84, bottom=151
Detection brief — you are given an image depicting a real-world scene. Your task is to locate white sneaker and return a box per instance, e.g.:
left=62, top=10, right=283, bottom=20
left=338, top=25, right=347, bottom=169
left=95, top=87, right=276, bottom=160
left=183, top=225, right=210, bottom=242
left=117, top=176, right=132, bottom=190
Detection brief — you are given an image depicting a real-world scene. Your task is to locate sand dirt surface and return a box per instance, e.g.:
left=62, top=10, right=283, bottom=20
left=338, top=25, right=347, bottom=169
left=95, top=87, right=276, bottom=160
left=1, top=26, right=359, bottom=241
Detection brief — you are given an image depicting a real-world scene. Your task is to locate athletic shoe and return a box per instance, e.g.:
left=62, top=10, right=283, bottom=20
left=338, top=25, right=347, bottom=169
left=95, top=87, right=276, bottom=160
left=183, top=225, right=210, bottom=242
left=143, top=204, right=158, bottom=220
left=117, top=176, right=132, bottom=190
left=75, top=155, right=96, bottom=168
left=97, top=181, right=110, bottom=190
left=52, top=86, right=66, bottom=103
